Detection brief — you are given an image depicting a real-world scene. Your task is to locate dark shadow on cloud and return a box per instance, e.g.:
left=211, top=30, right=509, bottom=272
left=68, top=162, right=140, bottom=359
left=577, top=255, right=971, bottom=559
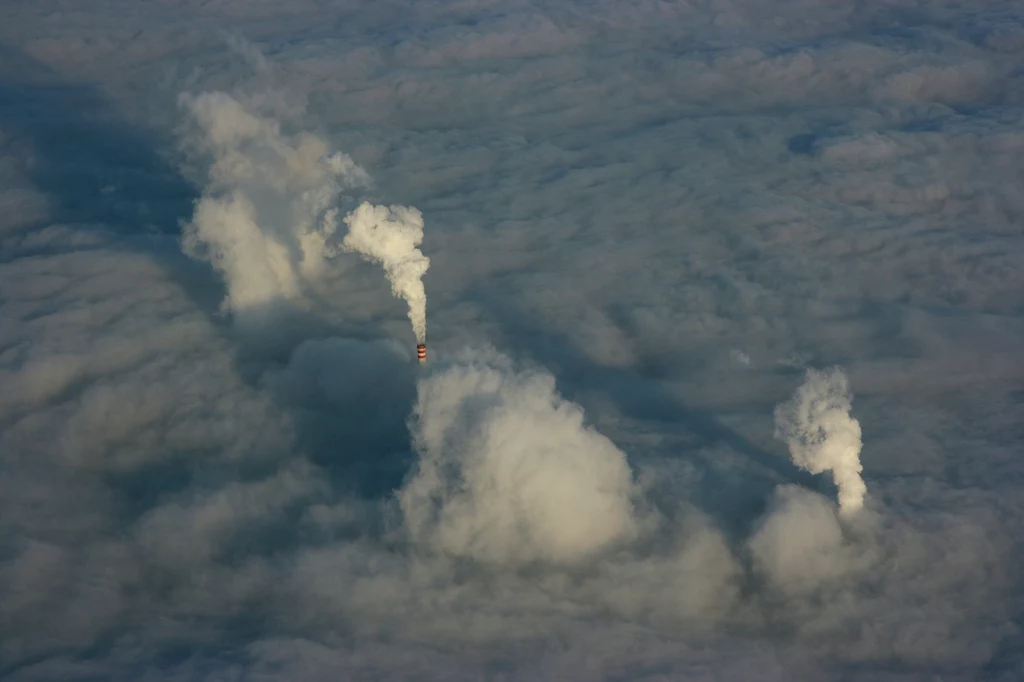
left=0, top=45, right=194, bottom=235
left=0, top=44, right=230, bottom=325
left=983, top=617, right=1024, bottom=679
left=255, top=322, right=419, bottom=499
left=787, top=133, right=818, bottom=156
left=224, top=285, right=410, bottom=368
left=221, top=296, right=418, bottom=500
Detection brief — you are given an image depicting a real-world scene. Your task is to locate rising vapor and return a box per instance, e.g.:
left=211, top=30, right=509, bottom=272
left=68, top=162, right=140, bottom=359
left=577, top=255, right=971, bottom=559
left=342, top=202, right=430, bottom=344
left=399, top=349, right=638, bottom=565
left=179, top=91, right=370, bottom=318
left=774, top=368, right=867, bottom=516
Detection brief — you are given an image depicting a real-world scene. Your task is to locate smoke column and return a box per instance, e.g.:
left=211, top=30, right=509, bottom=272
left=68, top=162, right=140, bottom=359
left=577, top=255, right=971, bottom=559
left=774, top=367, right=867, bottom=516
left=179, top=91, right=370, bottom=317
left=342, top=202, right=430, bottom=344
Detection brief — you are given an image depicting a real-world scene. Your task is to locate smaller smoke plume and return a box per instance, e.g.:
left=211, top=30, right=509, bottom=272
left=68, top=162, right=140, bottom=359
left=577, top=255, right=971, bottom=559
left=774, top=368, right=867, bottom=516
left=342, top=202, right=430, bottom=343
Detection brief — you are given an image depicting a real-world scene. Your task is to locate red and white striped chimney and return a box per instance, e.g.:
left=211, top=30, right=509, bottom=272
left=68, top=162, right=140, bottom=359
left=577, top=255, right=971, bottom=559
left=417, top=343, right=426, bottom=364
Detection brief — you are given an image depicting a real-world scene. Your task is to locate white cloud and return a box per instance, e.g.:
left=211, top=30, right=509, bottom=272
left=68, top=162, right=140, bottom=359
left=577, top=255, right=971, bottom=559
left=774, top=367, right=867, bottom=515
left=749, top=485, right=865, bottom=595
left=342, top=202, right=430, bottom=343
left=399, top=348, right=640, bottom=565
left=178, top=90, right=370, bottom=321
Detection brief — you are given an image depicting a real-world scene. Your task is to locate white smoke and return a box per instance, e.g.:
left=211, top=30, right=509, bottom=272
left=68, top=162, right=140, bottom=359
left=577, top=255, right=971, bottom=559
left=179, top=91, right=370, bottom=317
left=342, top=202, right=430, bottom=344
left=774, top=368, right=867, bottom=516
left=398, top=349, right=639, bottom=565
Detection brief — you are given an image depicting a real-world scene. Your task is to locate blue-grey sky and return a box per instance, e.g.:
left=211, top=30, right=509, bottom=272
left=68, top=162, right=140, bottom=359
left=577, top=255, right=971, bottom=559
left=1, top=1, right=1023, bottom=680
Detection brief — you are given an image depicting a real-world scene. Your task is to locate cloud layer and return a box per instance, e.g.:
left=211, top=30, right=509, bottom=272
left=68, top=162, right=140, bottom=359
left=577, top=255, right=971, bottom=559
left=1, top=1, right=1023, bottom=680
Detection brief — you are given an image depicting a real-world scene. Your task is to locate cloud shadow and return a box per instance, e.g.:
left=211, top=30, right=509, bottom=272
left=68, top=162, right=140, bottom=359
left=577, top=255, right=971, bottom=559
left=0, top=45, right=194, bottom=236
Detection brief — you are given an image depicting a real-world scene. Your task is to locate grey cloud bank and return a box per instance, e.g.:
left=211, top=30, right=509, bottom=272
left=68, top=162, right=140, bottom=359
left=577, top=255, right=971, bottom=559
left=1, top=1, right=1023, bottom=680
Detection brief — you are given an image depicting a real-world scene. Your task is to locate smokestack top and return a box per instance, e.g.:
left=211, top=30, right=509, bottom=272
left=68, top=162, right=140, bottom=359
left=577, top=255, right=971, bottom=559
left=417, top=343, right=426, bottom=364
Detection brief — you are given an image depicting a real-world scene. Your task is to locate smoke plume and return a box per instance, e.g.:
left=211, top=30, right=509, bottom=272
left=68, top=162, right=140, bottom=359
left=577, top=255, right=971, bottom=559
left=179, top=91, right=370, bottom=318
left=342, top=202, right=430, bottom=343
left=398, top=349, right=638, bottom=565
left=774, top=368, right=867, bottom=516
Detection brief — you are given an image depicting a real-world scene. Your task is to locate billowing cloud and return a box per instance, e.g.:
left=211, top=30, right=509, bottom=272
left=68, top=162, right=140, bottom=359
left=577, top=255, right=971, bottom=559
left=749, top=485, right=865, bottom=595
left=342, top=202, right=430, bottom=344
left=179, top=90, right=370, bottom=322
left=399, top=348, right=639, bottom=565
left=774, top=368, right=867, bottom=515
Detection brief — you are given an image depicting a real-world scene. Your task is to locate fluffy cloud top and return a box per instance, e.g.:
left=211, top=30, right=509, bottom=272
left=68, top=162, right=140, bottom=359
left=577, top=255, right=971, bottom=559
left=400, top=349, right=639, bottom=565
left=775, top=368, right=867, bottom=515
left=179, top=90, right=370, bottom=318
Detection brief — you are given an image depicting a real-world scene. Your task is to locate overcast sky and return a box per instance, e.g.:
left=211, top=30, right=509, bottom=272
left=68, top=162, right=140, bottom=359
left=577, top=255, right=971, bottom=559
left=1, top=1, right=1023, bottom=680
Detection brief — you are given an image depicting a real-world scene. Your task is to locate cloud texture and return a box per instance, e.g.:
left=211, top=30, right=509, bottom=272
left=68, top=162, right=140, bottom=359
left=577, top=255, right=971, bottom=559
left=1, top=1, right=1023, bottom=680
left=179, top=90, right=370, bottom=321
left=400, top=349, right=639, bottom=564
left=342, top=202, right=430, bottom=343
left=774, top=368, right=867, bottom=515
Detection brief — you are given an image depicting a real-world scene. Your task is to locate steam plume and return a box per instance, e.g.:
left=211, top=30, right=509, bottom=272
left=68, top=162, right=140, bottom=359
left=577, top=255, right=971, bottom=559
left=399, top=349, right=638, bottom=564
left=342, top=202, right=430, bottom=343
left=774, top=368, right=867, bottom=516
left=179, top=91, right=370, bottom=317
